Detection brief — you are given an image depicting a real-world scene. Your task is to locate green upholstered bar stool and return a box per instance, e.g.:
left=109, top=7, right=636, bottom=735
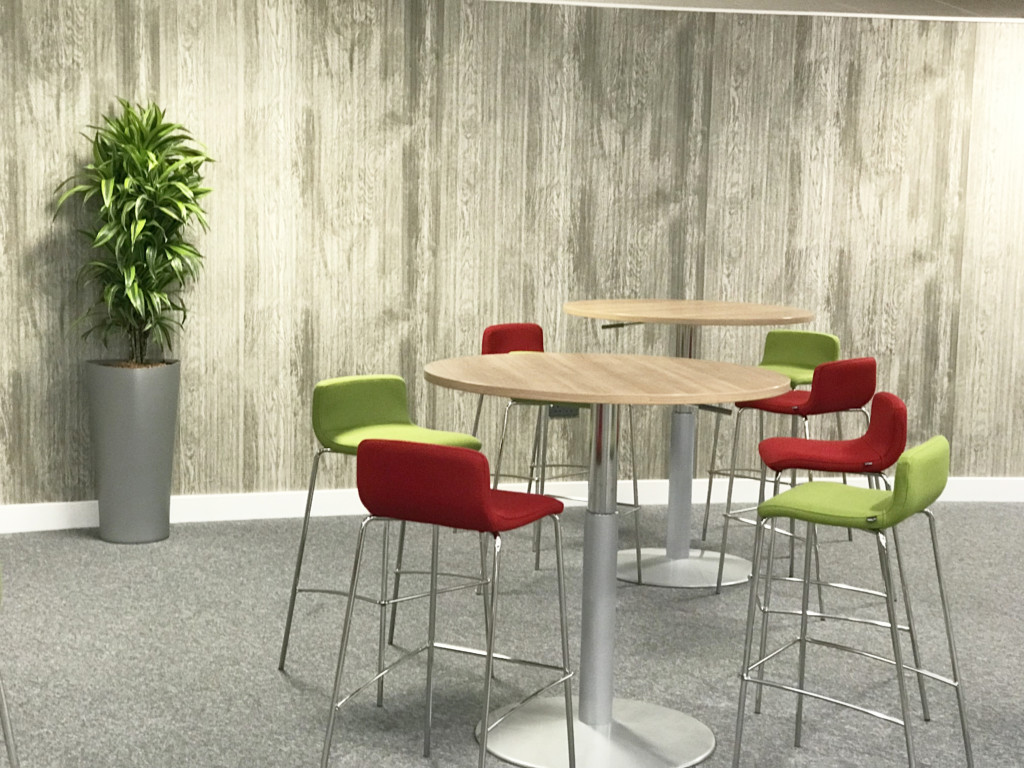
left=701, top=330, right=842, bottom=583
left=0, top=574, right=18, bottom=768
left=278, top=375, right=482, bottom=672
left=733, top=436, right=973, bottom=767
left=756, top=329, right=843, bottom=386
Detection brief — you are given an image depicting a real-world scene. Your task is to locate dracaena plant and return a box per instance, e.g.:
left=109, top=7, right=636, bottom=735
left=56, top=99, right=212, bottom=365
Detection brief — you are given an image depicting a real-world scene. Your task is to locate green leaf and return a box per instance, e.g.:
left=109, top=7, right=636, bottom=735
left=100, top=177, right=114, bottom=208
left=130, top=218, right=146, bottom=245
left=54, top=184, right=91, bottom=213
left=93, top=222, right=118, bottom=248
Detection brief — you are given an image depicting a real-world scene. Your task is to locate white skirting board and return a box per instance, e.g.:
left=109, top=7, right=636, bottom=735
left=0, top=476, right=1019, bottom=535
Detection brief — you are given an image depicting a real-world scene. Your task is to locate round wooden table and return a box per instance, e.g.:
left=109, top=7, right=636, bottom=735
left=564, top=299, right=814, bottom=589
left=425, top=353, right=789, bottom=768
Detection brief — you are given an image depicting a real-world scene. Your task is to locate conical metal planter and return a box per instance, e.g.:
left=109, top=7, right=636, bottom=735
left=86, top=360, right=180, bottom=544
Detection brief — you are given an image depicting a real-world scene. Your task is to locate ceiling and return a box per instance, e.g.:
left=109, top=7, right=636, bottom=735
left=484, top=0, right=1024, bottom=22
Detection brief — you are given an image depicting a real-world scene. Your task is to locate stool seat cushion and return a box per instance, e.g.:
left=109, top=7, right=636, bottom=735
left=487, top=489, right=566, bottom=531
left=736, top=389, right=809, bottom=412
left=758, top=482, right=893, bottom=530
left=322, top=424, right=482, bottom=455
left=759, top=435, right=888, bottom=473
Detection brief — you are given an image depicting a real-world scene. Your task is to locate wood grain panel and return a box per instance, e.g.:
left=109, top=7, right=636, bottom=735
left=157, top=0, right=247, bottom=496
left=701, top=15, right=976, bottom=475
left=782, top=18, right=974, bottom=454
left=8, top=0, right=120, bottom=503
left=1, top=0, right=1022, bottom=508
left=955, top=23, right=1024, bottom=476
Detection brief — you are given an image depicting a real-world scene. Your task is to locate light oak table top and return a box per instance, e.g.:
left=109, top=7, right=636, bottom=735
left=424, top=352, right=790, bottom=405
left=563, top=298, right=814, bottom=326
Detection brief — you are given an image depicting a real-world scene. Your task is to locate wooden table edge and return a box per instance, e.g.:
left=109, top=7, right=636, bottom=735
left=424, top=354, right=791, bottom=406
left=563, top=299, right=814, bottom=326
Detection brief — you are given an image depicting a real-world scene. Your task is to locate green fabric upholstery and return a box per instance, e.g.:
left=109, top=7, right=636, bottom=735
left=758, top=436, right=950, bottom=531
left=884, top=435, right=950, bottom=527
left=758, top=330, right=841, bottom=387
left=311, top=375, right=482, bottom=455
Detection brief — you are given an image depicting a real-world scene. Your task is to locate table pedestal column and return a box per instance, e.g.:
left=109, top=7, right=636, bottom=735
left=616, top=326, right=751, bottom=588
left=483, top=404, right=716, bottom=767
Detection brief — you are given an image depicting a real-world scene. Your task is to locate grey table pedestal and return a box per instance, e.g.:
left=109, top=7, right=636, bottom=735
left=615, top=404, right=751, bottom=589
left=561, top=301, right=813, bottom=591
left=483, top=404, right=716, bottom=768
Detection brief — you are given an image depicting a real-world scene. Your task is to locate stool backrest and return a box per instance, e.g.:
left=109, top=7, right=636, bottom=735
left=759, top=330, right=841, bottom=386
left=876, top=435, right=950, bottom=529
left=357, top=439, right=496, bottom=532
left=482, top=323, right=544, bottom=355
left=312, top=376, right=413, bottom=447
left=861, top=392, right=908, bottom=470
left=800, top=357, right=876, bottom=415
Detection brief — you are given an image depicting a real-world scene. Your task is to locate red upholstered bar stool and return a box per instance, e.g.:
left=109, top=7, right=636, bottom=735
left=320, top=440, right=576, bottom=768
left=758, top=391, right=908, bottom=496
left=711, top=357, right=877, bottom=592
left=752, top=391, right=908, bottom=639
left=701, top=331, right=841, bottom=566
left=473, top=322, right=640, bottom=575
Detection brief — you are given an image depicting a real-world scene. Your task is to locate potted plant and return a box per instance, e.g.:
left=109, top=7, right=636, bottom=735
left=55, top=99, right=212, bottom=543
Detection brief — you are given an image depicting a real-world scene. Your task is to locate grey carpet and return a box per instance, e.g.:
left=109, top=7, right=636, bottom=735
left=0, top=502, right=1016, bottom=767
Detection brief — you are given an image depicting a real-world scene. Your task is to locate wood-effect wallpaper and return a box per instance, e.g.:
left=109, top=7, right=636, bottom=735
left=1, top=0, right=1022, bottom=505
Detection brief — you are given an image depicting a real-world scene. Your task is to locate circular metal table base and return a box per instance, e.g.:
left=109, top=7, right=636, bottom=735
left=479, top=696, right=716, bottom=768
left=616, top=547, right=751, bottom=588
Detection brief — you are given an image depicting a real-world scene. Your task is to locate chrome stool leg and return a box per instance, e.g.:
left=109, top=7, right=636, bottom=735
left=376, top=522, right=391, bottom=707
left=386, top=521, right=407, bottom=645
left=701, top=408, right=726, bottom=542
left=533, top=407, right=549, bottom=570
left=321, top=517, right=373, bottom=768
left=0, top=671, right=18, bottom=768
left=424, top=526, right=441, bottom=757
left=552, top=516, right=577, bottom=768
left=876, top=529, right=917, bottom=766
left=717, top=407, right=749, bottom=593
left=754, top=513, right=780, bottom=714
left=280, top=447, right=329, bottom=670
left=794, top=523, right=816, bottom=747
left=478, top=533, right=502, bottom=767
left=472, top=394, right=485, bottom=437
left=925, top=510, right=974, bottom=766
left=628, top=405, right=643, bottom=583
left=733, top=516, right=769, bottom=768
left=892, top=525, right=930, bottom=719
left=491, top=400, right=517, bottom=489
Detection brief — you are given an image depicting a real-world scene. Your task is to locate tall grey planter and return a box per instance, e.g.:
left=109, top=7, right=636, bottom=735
left=86, top=360, right=180, bottom=544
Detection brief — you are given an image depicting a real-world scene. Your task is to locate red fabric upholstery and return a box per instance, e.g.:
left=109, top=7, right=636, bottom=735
left=356, top=439, right=563, bottom=534
left=737, top=357, right=876, bottom=415
left=758, top=392, right=907, bottom=473
left=481, top=323, right=545, bottom=355
left=737, top=388, right=810, bottom=413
